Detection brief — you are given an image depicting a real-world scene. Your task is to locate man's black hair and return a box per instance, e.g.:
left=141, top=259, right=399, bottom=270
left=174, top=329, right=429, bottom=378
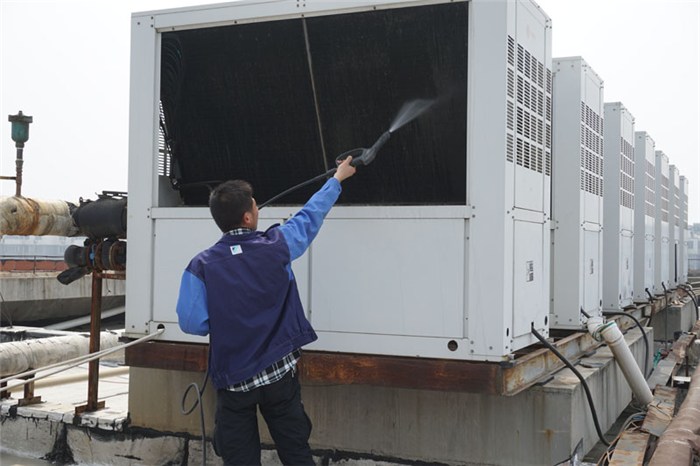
left=209, top=180, right=254, bottom=232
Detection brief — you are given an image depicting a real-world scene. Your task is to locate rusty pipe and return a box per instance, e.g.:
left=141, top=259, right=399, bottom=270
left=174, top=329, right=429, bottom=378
left=0, top=196, right=78, bottom=236
left=649, top=362, right=700, bottom=465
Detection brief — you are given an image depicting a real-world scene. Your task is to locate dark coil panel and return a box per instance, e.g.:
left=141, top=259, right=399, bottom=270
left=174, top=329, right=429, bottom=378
left=161, top=20, right=325, bottom=205
left=305, top=3, right=467, bottom=204
left=161, top=3, right=468, bottom=206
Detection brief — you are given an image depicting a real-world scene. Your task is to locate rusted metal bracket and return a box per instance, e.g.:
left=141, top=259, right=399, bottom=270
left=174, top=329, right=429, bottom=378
left=73, top=270, right=126, bottom=415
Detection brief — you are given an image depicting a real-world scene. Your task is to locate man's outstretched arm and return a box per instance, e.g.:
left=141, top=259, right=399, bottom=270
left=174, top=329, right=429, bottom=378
left=279, top=157, right=356, bottom=260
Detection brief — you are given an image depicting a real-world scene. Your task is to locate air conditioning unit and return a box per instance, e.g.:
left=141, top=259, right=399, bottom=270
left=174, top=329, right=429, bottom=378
left=125, top=0, right=553, bottom=362
left=668, top=165, right=681, bottom=287
left=654, top=151, right=670, bottom=292
left=602, top=102, right=635, bottom=310
left=633, top=131, right=656, bottom=300
left=679, top=175, right=689, bottom=284
left=550, top=57, right=604, bottom=329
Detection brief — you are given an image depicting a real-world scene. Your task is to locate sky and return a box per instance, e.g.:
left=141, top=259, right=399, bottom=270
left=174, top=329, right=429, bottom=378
left=1, top=0, right=698, bottom=222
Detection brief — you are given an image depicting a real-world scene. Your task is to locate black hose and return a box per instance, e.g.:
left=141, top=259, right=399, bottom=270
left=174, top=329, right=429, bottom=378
left=602, top=311, right=650, bottom=379
left=661, top=282, right=669, bottom=313
left=645, top=288, right=654, bottom=303
left=258, top=169, right=336, bottom=209
left=181, top=351, right=211, bottom=465
left=678, top=284, right=699, bottom=321
left=531, top=326, right=610, bottom=447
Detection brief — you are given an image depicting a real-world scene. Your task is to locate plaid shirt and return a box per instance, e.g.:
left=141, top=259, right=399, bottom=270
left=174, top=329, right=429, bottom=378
left=225, top=227, right=301, bottom=392
left=228, top=349, right=302, bottom=392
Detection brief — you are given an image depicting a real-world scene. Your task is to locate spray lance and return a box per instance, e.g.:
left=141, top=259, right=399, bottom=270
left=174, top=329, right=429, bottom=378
left=257, top=98, right=434, bottom=209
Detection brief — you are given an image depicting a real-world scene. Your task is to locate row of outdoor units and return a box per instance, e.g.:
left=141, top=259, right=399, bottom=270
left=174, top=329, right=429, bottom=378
left=124, top=0, right=692, bottom=362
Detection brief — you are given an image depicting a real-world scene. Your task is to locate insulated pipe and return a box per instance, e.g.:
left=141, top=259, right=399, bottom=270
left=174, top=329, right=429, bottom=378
left=648, top=362, right=700, bottom=466
left=0, top=332, right=120, bottom=376
left=0, top=196, right=78, bottom=236
left=587, top=317, right=653, bottom=405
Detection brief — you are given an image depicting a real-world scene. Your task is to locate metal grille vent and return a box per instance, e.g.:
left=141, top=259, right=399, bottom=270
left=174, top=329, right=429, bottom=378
left=158, top=102, right=172, bottom=177
left=674, top=189, right=681, bottom=226
left=660, top=174, right=669, bottom=223
left=619, top=136, right=634, bottom=208
left=579, top=103, right=603, bottom=196
left=507, top=36, right=550, bottom=175
left=645, top=159, right=655, bottom=218
left=682, top=192, right=688, bottom=228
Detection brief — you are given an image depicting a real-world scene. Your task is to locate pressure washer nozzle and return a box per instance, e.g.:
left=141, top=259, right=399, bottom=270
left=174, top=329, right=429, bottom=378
left=352, top=131, right=391, bottom=167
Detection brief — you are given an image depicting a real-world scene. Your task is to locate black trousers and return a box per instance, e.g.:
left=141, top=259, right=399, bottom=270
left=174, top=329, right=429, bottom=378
left=213, top=370, right=314, bottom=466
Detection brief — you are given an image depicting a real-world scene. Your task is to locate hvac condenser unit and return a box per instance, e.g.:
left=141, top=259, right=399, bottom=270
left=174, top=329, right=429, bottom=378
left=633, top=132, right=656, bottom=300
left=602, top=102, right=635, bottom=310
left=679, top=175, right=689, bottom=284
left=654, top=151, right=670, bottom=292
left=125, top=0, right=553, bottom=362
left=668, top=165, right=681, bottom=287
left=550, top=57, right=604, bottom=329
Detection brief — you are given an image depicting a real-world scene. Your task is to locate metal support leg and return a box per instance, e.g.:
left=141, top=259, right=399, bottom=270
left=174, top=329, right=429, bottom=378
left=17, top=377, right=41, bottom=407
left=75, top=273, right=106, bottom=414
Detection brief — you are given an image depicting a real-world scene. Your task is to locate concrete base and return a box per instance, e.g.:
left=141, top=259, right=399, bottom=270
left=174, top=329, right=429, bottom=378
left=124, top=327, right=651, bottom=466
left=650, top=297, right=695, bottom=341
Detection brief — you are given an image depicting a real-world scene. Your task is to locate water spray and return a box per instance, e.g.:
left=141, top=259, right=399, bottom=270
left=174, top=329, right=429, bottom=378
left=258, top=98, right=435, bottom=208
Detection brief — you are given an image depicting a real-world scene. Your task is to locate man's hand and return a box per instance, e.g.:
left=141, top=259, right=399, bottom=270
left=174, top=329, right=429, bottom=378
left=334, top=156, right=357, bottom=182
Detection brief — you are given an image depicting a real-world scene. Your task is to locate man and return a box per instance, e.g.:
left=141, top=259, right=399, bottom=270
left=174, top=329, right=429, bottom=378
left=176, top=157, right=356, bottom=465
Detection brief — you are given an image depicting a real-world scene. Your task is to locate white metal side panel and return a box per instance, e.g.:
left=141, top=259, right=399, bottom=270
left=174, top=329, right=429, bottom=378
left=467, top=0, right=552, bottom=358
left=633, top=132, right=656, bottom=299
left=125, top=15, right=160, bottom=336
left=583, top=228, right=602, bottom=314
left=551, top=56, right=603, bottom=329
left=619, top=224, right=634, bottom=305
left=602, top=102, right=635, bottom=309
left=668, top=165, right=680, bottom=286
left=310, top=217, right=464, bottom=344
left=655, top=151, right=670, bottom=291
left=512, top=220, right=547, bottom=336
left=679, top=176, right=689, bottom=283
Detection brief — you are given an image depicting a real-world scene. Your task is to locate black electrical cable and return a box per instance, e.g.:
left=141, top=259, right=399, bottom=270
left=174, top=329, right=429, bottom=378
left=645, top=288, right=654, bottom=303
left=678, top=284, right=699, bottom=321
left=530, top=325, right=611, bottom=447
left=181, top=349, right=211, bottom=465
left=661, top=282, right=669, bottom=314
left=602, top=311, right=650, bottom=379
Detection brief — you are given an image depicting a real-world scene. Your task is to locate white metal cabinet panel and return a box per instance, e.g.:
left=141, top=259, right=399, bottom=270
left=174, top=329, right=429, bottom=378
left=679, top=176, right=689, bottom=283
left=511, top=220, right=547, bottom=336
left=602, top=102, right=635, bottom=310
left=467, top=0, right=552, bottom=359
left=551, top=57, right=604, bottom=329
left=668, top=165, right=680, bottom=286
left=583, top=228, right=602, bottom=314
left=125, top=16, right=160, bottom=336
left=309, top=216, right=465, bottom=340
left=151, top=216, right=219, bottom=324
left=633, top=132, right=656, bottom=300
left=655, top=151, right=670, bottom=291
